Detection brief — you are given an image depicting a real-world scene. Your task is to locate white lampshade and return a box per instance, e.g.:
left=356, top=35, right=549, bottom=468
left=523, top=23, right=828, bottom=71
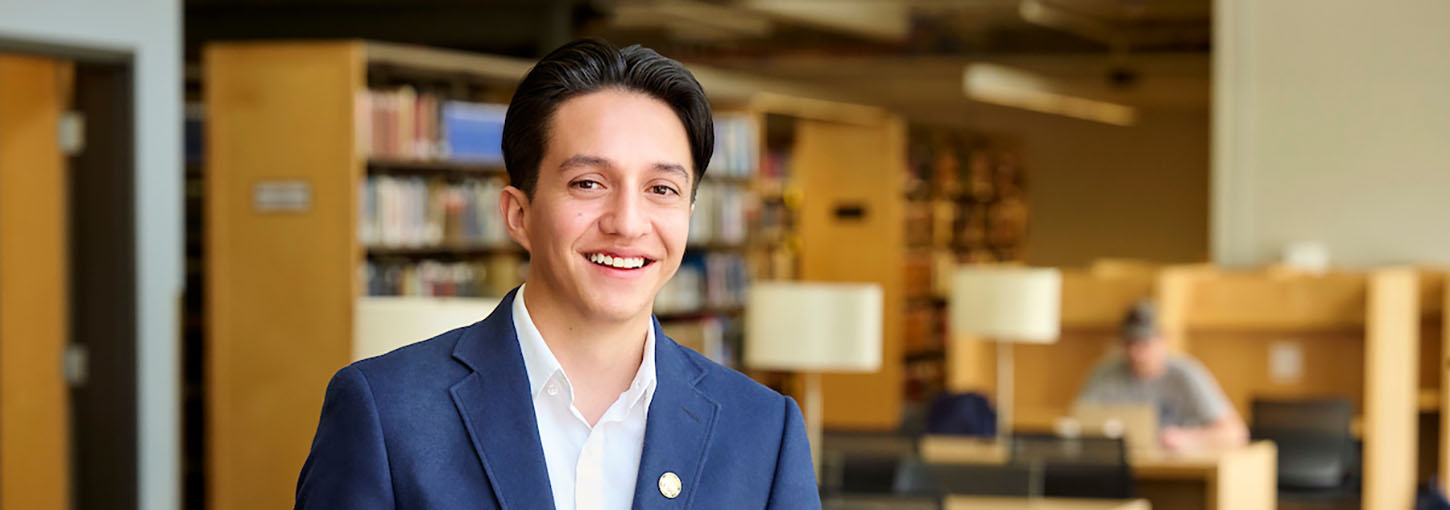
left=949, top=266, right=1061, bottom=344
left=744, top=281, right=883, bottom=373
left=353, top=296, right=500, bottom=361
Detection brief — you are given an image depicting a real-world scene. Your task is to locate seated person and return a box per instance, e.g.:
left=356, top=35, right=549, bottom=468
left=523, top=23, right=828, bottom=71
left=1076, top=300, right=1248, bottom=451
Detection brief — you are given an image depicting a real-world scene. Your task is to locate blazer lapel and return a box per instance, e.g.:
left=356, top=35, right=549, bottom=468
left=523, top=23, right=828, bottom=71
left=449, top=288, right=555, bottom=509
left=633, top=318, right=720, bottom=510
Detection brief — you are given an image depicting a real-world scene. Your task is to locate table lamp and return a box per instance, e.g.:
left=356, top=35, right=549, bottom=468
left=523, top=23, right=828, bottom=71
left=949, top=266, right=1061, bottom=437
left=745, top=281, right=883, bottom=474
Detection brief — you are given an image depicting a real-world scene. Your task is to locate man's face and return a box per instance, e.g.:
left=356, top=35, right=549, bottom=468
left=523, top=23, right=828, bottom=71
left=505, top=89, right=694, bottom=323
left=1125, top=336, right=1167, bottom=380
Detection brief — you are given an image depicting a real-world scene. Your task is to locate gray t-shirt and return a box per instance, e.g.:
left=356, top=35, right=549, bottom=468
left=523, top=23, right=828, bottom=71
left=1075, top=354, right=1232, bottom=428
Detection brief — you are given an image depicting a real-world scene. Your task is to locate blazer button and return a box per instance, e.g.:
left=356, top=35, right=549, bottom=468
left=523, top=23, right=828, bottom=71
left=658, top=472, right=682, bottom=499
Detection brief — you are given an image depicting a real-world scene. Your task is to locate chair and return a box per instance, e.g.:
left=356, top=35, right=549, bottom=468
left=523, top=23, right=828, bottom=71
left=1250, top=398, right=1357, bottom=489
left=917, top=460, right=1033, bottom=497
left=1009, top=433, right=1135, bottom=499
left=925, top=391, right=997, bottom=437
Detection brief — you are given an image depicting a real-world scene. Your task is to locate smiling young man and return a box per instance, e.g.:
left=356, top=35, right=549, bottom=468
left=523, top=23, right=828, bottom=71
left=295, top=40, right=820, bottom=509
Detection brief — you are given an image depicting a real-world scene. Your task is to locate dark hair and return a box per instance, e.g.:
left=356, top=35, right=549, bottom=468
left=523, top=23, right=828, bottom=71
left=502, top=39, right=714, bottom=197
left=1120, top=299, right=1159, bottom=343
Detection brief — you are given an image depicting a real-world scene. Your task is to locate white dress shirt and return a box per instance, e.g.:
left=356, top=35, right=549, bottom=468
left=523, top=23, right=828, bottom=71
left=512, top=284, right=657, bottom=510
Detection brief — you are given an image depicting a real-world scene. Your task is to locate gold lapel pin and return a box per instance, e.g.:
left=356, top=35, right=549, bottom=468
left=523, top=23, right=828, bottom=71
left=658, top=472, right=682, bottom=499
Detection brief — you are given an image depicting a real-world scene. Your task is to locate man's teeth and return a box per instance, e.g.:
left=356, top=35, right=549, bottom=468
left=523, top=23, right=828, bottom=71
left=588, top=253, right=646, bottom=269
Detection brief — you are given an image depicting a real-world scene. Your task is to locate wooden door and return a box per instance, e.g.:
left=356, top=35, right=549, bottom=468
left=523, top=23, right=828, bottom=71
left=0, top=52, right=73, bottom=510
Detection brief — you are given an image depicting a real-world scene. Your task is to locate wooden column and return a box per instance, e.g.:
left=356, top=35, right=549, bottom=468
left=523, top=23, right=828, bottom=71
left=795, top=115, right=906, bottom=430
left=205, top=42, right=363, bottom=510
left=1364, top=268, right=1419, bottom=510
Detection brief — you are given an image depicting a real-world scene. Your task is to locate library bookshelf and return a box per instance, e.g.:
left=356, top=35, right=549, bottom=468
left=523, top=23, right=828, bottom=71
left=205, top=39, right=906, bottom=509
left=900, top=126, right=1030, bottom=407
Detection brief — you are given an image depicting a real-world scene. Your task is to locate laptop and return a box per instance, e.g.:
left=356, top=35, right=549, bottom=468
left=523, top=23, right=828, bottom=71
left=1071, top=403, right=1159, bottom=452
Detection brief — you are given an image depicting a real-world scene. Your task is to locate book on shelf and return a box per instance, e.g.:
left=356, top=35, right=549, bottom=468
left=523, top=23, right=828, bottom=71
left=360, top=174, right=510, bottom=250
left=441, top=101, right=507, bottom=163
left=654, top=253, right=748, bottom=315
left=661, top=317, right=737, bottom=367
left=707, top=113, right=758, bottom=180
left=356, top=86, right=506, bottom=164
left=687, top=182, right=749, bottom=247
left=758, top=149, right=791, bottom=194
left=364, top=255, right=523, bottom=298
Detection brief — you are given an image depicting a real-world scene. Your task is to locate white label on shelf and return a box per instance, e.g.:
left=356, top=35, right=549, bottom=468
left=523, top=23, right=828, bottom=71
left=253, top=180, right=312, bottom=213
left=1269, top=340, right=1303, bottom=383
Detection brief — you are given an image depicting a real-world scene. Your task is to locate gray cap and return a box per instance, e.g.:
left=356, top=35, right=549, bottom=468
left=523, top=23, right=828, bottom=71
left=1120, top=299, right=1160, bottom=343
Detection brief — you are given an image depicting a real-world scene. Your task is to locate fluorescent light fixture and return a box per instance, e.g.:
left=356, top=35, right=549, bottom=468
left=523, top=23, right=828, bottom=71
left=963, top=62, right=1138, bottom=126
left=612, top=1, right=773, bottom=39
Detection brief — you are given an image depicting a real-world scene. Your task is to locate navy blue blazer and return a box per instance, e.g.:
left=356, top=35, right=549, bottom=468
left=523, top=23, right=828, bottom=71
left=296, top=288, right=821, bottom=509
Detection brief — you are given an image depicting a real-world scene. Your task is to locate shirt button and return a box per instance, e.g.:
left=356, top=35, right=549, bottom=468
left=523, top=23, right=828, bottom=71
left=546, top=383, right=559, bottom=396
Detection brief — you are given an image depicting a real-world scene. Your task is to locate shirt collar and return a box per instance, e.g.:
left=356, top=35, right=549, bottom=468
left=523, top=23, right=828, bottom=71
left=513, top=283, right=563, bottom=398
left=513, top=283, right=657, bottom=407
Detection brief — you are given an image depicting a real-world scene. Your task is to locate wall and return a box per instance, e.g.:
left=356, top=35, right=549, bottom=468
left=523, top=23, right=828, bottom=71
left=966, top=102, right=1210, bottom=267
left=0, top=2, right=182, bottom=509
left=1215, top=0, right=1450, bottom=267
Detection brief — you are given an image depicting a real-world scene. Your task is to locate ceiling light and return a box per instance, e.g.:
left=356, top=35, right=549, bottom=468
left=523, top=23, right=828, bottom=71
left=962, top=62, right=1138, bottom=126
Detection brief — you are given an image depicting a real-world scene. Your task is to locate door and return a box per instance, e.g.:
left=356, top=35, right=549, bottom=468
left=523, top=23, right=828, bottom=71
left=0, top=52, right=73, bottom=510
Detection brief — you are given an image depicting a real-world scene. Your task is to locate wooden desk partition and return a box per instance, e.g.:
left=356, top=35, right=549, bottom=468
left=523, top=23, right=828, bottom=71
left=947, top=264, right=1157, bottom=430
left=921, top=435, right=1276, bottom=510
left=944, top=496, right=1150, bottom=510
left=1418, top=269, right=1449, bottom=491
left=1160, top=268, right=1421, bottom=510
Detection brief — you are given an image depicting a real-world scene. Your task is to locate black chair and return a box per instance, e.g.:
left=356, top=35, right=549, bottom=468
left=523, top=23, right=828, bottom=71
left=1008, top=433, right=1136, bottom=499
left=1251, top=398, right=1360, bottom=507
left=822, top=493, right=942, bottom=510
left=917, top=461, right=1033, bottom=497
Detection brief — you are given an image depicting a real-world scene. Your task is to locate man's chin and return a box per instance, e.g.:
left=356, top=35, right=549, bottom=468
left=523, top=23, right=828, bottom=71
left=581, top=296, right=653, bottom=324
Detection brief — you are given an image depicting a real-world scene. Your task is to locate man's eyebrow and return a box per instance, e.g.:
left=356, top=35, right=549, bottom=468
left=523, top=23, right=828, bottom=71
left=558, top=154, right=612, bottom=171
left=652, top=162, right=690, bottom=181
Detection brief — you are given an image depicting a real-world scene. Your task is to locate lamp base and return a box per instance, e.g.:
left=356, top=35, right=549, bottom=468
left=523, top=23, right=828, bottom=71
left=996, top=341, right=1014, bottom=440
left=804, top=371, right=822, bottom=480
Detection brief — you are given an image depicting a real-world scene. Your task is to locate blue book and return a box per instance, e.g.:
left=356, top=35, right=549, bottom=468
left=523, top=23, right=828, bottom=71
left=442, top=101, right=507, bottom=164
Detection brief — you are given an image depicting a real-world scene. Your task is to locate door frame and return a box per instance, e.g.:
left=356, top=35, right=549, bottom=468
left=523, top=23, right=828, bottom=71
left=0, top=35, right=138, bottom=510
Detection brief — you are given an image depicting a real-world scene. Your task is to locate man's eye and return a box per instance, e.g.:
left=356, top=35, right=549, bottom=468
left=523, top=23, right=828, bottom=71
left=573, top=180, right=600, bottom=190
left=651, top=185, right=679, bottom=196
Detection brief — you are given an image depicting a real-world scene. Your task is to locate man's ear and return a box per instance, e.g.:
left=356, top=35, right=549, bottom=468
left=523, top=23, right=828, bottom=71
left=499, top=185, right=532, bottom=251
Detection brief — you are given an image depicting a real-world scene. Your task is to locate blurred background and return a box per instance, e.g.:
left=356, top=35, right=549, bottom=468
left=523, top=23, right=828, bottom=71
left=1, top=0, right=1448, bottom=509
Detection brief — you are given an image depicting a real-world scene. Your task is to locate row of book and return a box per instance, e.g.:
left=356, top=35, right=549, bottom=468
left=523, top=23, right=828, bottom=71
left=356, top=87, right=506, bottom=163
left=905, top=128, right=1027, bottom=201
left=660, top=317, right=738, bottom=367
left=687, top=182, right=750, bottom=246
left=362, top=256, right=524, bottom=298
left=707, top=113, right=758, bottom=179
left=357, top=87, right=764, bottom=175
left=655, top=253, right=749, bottom=314
left=903, top=199, right=1028, bottom=251
left=359, top=175, right=511, bottom=249
left=758, top=149, right=791, bottom=192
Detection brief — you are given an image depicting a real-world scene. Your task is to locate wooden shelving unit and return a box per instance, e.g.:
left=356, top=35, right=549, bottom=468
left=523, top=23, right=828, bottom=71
left=901, top=124, right=1030, bottom=406
left=205, top=40, right=907, bottom=508
left=365, top=158, right=507, bottom=176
